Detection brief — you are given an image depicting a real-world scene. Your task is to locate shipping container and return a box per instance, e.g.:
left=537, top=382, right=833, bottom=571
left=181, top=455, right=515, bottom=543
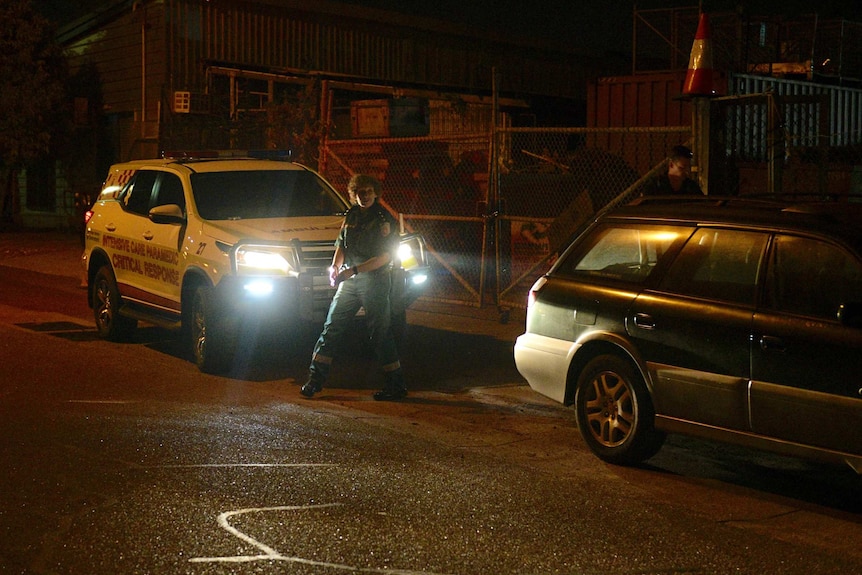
left=586, top=71, right=730, bottom=128
left=350, top=99, right=430, bottom=138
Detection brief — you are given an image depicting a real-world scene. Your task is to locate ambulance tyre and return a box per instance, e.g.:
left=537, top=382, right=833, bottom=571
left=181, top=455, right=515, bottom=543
left=188, top=285, right=235, bottom=374
left=92, top=265, right=138, bottom=341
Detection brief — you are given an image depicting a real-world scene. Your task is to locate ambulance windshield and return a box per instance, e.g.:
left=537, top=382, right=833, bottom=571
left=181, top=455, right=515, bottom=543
left=191, top=170, right=348, bottom=220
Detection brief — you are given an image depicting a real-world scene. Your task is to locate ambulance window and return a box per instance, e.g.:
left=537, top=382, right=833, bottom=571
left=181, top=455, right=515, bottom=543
left=155, top=173, right=185, bottom=212
left=124, top=171, right=157, bottom=216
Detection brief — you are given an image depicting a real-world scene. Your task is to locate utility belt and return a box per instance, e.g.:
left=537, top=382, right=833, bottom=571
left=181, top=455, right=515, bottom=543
left=344, top=263, right=391, bottom=278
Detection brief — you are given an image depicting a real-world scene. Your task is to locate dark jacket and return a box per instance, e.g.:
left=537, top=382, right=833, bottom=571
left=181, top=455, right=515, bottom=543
left=645, top=173, right=703, bottom=196
left=336, top=203, right=399, bottom=269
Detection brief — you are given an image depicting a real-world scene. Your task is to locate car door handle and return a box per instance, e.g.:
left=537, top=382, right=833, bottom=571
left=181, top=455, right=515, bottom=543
left=143, top=231, right=154, bottom=241
left=633, top=313, right=655, bottom=330
left=759, top=335, right=786, bottom=352
left=105, top=223, right=116, bottom=232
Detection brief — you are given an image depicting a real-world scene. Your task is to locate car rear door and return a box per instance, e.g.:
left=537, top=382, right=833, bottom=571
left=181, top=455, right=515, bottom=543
left=629, top=227, right=767, bottom=431
left=751, top=233, right=862, bottom=455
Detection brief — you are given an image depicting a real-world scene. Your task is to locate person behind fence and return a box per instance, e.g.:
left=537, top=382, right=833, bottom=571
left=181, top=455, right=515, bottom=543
left=644, top=145, right=703, bottom=196
left=300, top=174, right=408, bottom=401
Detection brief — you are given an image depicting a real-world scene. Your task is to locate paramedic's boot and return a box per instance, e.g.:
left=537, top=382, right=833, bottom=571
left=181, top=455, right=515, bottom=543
left=300, top=375, right=323, bottom=398
left=373, top=370, right=407, bottom=401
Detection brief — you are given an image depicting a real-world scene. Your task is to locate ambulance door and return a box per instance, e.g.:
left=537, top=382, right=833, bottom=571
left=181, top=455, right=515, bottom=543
left=138, top=171, right=186, bottom=313
left=109, top=170, right=158, bottom=299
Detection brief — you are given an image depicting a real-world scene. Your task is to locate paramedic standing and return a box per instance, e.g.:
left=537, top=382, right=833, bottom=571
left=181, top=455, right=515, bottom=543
left=300, top=174, right=408, bottom=401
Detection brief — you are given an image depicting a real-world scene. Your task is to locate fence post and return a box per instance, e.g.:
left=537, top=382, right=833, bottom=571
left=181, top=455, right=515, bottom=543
left=817, top=93, right=830, bottom=196
left=489, top=67, right=501, bottom=309
left=767, top=91, right=784, bottom=195
left=691, top=97, right=712, bottom=194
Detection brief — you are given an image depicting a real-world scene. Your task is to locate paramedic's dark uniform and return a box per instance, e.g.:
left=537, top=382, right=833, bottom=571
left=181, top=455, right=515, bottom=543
left=307, top=202, right=404, bottom=389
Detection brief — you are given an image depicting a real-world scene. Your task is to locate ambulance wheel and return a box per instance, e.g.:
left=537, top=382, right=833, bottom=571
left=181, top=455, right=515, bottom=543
left=92, top=265, right=137, bottom=341
left=188, top=285, right=235, bottom=374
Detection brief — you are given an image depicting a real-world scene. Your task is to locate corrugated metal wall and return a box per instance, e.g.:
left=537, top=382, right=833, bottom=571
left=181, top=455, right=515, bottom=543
left=587, top=71, right=862, bottom=154
left=66, top=6, right=165, bottom=118
left=163, top=0, right=590, bottom=100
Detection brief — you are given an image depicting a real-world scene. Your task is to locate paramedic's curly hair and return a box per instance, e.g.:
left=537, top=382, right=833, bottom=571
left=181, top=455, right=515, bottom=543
left=347, top=174, right=383, bottom=203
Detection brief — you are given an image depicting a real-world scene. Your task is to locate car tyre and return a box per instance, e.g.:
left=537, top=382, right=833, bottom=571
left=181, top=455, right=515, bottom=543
left=92, top=265, right=137, bottom=341
left=574, top=354, right=665, bottom=465
left=188, top=285, right=235, bottom=374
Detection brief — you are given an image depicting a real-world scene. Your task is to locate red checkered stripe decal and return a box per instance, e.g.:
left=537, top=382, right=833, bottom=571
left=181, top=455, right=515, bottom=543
left=105, top=169, right=136, bottom=189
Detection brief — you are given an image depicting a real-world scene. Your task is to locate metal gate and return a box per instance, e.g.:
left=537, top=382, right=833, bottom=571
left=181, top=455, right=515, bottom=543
left=321, top=134, right=491, bottom=307
left=320, top=126, right=693, bottom=311
left=716, top=74, right=862, bottom=198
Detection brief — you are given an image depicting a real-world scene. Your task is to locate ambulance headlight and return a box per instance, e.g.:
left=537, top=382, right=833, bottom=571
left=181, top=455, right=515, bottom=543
left=397, top=234, right=426, bottom=271
left=234, top=244, right=297, bottom=276
left=398, top=243, right=416, bottom=268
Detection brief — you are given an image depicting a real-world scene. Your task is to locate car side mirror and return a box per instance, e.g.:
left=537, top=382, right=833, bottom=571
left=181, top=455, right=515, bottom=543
left=837, top=301, right=862, bottom=328
left=149, top=204, right=185, bottom=224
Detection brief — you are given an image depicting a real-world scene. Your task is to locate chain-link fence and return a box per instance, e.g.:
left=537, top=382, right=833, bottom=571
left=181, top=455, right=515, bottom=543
left=297, top=95, right=862, bottom=312
left=317, top=84, right=862, bottom=313
left=320, top=126, right=692, bottom=310
left=321, top=133, right=492, bottom=306
left=494, top=126, right=691, bottom=309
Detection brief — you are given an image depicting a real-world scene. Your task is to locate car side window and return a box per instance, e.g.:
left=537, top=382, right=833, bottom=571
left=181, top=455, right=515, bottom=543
left=154, top=173, right=185, bottom=214
left=122, top=171, right=158, bottom=216
left=559, top=224, right=689, bottom=283
left=660, top=228, right=766, bottom=305
left=765, top=235, right=862, bottom=320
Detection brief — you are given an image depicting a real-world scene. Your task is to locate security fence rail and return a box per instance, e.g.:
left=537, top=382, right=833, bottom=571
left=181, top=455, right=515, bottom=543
left=321, top=126, right=692, bottom=311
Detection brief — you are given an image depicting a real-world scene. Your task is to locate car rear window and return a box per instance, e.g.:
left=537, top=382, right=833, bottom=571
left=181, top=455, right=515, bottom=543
left=660, top=228, right=767, bottom=305
left=765, top=234, right=862, bottom=319
left=558, top=224, right=690, bottom=283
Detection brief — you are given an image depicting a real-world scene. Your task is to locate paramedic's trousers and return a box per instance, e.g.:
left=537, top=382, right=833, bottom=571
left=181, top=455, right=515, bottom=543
left=308, top=269, right=401, bottom=382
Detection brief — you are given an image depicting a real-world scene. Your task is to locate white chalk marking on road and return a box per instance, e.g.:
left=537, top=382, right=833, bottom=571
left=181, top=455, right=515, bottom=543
left=66, top=399, right=137, bottom=404
left=190, top=504, right=450, bottom=575
left=153, top=463, right=338, bottom=469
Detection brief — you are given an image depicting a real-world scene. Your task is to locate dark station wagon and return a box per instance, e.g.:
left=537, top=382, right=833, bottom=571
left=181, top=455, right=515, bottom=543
left=514, top=197, right=862, bottom=473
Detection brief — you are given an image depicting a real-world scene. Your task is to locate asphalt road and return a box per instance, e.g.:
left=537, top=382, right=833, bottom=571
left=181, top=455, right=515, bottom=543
left=0, top=230, right=860, bottom=574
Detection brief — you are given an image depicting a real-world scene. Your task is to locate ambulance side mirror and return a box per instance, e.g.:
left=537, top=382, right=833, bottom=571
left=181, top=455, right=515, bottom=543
left=149, top=204, right=185, bottom=225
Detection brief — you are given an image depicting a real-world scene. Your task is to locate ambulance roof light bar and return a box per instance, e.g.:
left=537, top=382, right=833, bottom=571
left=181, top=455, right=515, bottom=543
left=160, top=149, right=292, bottom=161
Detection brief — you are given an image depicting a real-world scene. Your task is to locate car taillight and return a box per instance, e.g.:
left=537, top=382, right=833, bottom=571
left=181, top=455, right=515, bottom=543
left=527, top=276, right=548, bottom=308
left=84, top=209, right=94, bottom=224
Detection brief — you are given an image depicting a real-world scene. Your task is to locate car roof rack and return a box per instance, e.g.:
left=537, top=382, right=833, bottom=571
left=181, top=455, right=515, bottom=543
left=631, top=193, right=862, bottom=210
left=629, top=195, right=788, bottom=209
left=626, top=193, right=862, bottom=230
